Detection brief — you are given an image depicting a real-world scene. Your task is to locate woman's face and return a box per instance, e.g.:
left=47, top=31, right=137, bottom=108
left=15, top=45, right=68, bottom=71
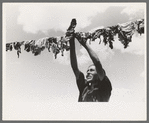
left=86, top=65, right=98, bottom=83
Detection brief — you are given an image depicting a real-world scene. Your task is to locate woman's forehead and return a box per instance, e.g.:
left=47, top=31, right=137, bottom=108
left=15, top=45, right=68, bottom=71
left=88, top=65, right=95, bottom=69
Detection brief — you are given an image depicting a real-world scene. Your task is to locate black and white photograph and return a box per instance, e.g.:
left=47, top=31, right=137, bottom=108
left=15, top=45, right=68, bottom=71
left=3, top=2, right=146, bottom=120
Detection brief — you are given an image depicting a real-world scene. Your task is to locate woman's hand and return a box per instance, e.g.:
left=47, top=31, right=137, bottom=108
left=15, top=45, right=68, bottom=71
left=78, top=38, right=88, bottom=47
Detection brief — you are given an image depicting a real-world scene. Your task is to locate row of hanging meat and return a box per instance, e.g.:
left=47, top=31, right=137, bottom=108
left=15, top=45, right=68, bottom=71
left=75, top=19, right=144, bottom=49
left=6, top=36, right=70, bottom=58
left=6, top=19, right=144, bottom=58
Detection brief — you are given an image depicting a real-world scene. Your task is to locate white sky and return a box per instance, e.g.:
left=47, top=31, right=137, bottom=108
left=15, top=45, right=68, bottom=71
left=3, top=2, right=146, bottom=120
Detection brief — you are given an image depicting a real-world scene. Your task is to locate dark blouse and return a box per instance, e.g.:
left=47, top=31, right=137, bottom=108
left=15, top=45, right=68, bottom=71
left=76, top=71, right=112, bottom=102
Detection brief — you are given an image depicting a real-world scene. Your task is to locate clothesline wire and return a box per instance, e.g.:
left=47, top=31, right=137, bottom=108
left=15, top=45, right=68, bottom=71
left=6, top=18, right=144, bottom=58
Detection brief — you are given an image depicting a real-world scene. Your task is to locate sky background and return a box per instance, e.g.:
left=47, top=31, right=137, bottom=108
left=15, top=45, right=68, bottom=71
left=3, top=3, right=146, bottom=120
